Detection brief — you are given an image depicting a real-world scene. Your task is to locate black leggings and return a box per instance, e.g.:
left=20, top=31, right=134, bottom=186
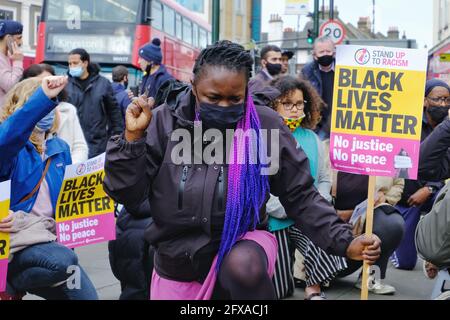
left=337, top=209, right=405, bottom=279
left=212, top=240, right=276, bottom=300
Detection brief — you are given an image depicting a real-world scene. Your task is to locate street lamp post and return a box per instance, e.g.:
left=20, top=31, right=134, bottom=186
left=314, top=0, right=320, bottom=39
left=330, top=0, right=334, bottom=19
left=212, top=0, right=220, bottom=43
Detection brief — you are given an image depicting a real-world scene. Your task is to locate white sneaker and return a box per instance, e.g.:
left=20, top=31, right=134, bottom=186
left=434, top=291, right=450, bottom=300
left=355, top=276, right=396, bottom=295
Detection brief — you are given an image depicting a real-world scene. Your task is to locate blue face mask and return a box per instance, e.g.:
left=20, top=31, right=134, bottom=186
left=36, top=109, right=55, bottom=131
left=69, top=66, right=84, bottom=78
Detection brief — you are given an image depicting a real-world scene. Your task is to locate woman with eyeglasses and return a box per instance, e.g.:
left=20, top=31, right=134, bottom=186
left=391, top=79, right=450, bottom=273
left=266, top=76, right=347, bottom=300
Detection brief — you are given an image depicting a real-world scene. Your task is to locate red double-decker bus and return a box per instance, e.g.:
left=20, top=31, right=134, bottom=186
left=35, top=0, right=211, bottom=83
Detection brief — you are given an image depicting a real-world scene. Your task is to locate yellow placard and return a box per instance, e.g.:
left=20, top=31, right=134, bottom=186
left=56, top=170, right=114, bottom=223
left=331, top=65, right=426, bottom=140
left=0, top=199, right=10, bottom=260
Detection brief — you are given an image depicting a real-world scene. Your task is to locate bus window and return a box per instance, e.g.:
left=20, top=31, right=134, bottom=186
left=182, top=17, right=192, bottom=45
left=163, top=5, right=175, bottom=36
left=151, top=0, right=163, bottom=30
left=199, top=28, right=207, bottom=48
left=193, top=23, right=199, bottom=48
left=47, top=0, right=139, bottom=23
left=208, top=32, right=212, bottom=45
left=175, top=13, right=182, bottom=40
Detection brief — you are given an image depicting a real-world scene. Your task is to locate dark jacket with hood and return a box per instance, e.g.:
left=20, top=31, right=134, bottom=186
left=103, top=85, right=354, bottom=282
left=301, top=60, right=334, bottom=138
left=140, top=64, right=174, bottom=99
left=66, top=66, right=124, bottom=158
left=419, top=119, right=450, bottom=181
left=248, top=70, right=273, bottom=94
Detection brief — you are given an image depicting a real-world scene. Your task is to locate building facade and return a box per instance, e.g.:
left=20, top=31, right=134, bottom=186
left=176, top=0, right=261, bottom=45
left=218, top=0, right=261, bottom=46
left=0, top=0, right=263, bottom=60
left=429, top=0, right=450, bottom=80
left=0, top=0, right=42, bottom=57
left=434, top=0, right=450, bottom=46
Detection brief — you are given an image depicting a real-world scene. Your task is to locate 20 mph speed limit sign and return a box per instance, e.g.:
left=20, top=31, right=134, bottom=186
left=319, top=20, right=346, bottom=44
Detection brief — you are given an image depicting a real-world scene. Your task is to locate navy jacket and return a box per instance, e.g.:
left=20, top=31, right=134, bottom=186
left=111, top=82, right=131, bottom=124
left=140, top=65, right=173, bottom=98
left=302, top=61, right=332, bottom=138
left=301, top=60, right=323, bottom=95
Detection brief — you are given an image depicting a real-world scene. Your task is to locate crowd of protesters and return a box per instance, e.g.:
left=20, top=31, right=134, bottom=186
left=0, top=18, right=448, bottom=301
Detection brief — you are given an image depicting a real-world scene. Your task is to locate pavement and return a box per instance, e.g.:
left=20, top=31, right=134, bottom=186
left=24, top=242, right=437, bottom=300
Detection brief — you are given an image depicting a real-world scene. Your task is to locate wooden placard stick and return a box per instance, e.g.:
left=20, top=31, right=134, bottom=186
left=361, top=175, right=376, bottom=300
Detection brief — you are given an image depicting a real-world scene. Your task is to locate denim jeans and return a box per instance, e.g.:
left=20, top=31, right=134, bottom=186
left=392, top=194, right=437, bottom=270
left=7, top=242, right=98, bottom=300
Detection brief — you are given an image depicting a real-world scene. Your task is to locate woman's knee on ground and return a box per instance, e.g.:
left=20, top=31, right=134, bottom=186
left=219, top=241, right=269, bottom=289
left=373, top=211, right=405, bottom=249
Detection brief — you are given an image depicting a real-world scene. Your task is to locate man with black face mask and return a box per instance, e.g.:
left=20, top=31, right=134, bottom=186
left=301, top=36, right=336, bottom=140
left=390, top=79, right=450, bottom=272
left=249, top=45, right=283, bottom=93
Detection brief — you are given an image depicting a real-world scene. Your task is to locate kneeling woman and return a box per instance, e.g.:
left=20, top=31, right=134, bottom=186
left=0, top=77, right=98, bottom=300
left=103, top=41, right=381, bottom=300
left=267, top=76, right=348, bottom=300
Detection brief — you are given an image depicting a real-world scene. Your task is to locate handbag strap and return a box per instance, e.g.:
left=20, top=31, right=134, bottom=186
left=19, top=158, right=52, bottom=204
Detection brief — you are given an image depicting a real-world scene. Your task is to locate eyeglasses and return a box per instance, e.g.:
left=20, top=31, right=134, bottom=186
left=427, top=97, right=450, bottom=104
left=279, top=101, right=307, bottom=111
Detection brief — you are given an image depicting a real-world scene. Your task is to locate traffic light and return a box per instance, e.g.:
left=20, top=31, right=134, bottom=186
left=307, top=29, right=314, bottom=44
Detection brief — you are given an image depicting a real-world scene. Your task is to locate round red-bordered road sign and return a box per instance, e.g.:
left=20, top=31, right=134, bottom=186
left=319, top=19, right=346, bottom=44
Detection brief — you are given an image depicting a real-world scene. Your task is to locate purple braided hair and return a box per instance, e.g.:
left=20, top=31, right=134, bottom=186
left=216, top=93, right=269, bottom=271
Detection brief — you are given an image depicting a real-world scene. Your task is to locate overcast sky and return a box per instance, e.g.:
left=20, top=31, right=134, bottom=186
left=262, top=0, right=433, bottom=49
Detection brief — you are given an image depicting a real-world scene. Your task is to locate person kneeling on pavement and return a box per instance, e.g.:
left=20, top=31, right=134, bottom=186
left=329, top=171, right=405, bottom=295
left=103, top=40, right=382, bottom=300
left=0, top=76, right=98, bottom=300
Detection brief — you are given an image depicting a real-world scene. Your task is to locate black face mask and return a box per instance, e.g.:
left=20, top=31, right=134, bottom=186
left=317, top=55, right=334, bottom=67
left=266, top=63, right=282, bottom=76
left=198, top=101, right=245, bottom=130
left=427, top=106, right=450, bottom=125
left=124, top=81, right=128, bottom=89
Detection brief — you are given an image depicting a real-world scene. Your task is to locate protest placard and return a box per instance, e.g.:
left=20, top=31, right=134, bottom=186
left=330, top=45, right=427, bottom=180
left=330, top=45, right=427, bottom=300
left=55, top=153, right=115, bottom=248
left=0, top=180, right=11, bottom=292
